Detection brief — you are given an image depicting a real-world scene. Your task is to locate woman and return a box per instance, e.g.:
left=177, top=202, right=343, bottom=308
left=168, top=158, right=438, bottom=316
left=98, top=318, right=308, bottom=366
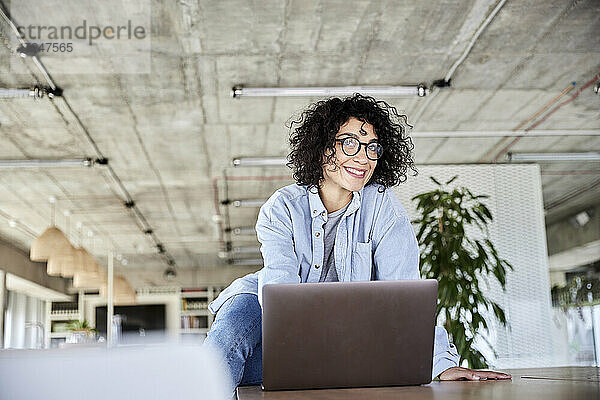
left=205, top=94, right=510, bottom=393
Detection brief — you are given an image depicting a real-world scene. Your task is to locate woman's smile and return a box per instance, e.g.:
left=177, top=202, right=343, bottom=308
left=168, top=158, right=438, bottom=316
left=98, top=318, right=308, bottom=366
left=344, top=166, right=367, bottom=178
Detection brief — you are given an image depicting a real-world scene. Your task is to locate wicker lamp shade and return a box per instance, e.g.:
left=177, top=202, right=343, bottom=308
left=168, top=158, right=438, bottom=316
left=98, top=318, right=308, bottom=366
left=73, top=267, right=107, bottom=289
left=30, top=227, right=71, bottom=262
left=81, top=250, right=100, bottom=273
left=71, top=247, right=98, bottom=274
left=100, top=275, right=136, bottom=305
left=46, top=241, right=75, bottom=276
left=63, top=247, right=84, bottom=277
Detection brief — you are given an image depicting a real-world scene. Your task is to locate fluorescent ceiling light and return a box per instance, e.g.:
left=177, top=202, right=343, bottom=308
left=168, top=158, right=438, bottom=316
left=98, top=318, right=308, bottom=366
left=231, top=85, right=428, bottom=98
left=412, top=130, right=600, bottom=138
left=233, top=157, right=287, bottom=167
left=232, top=246, right=260, bottom=254
left=0, top=87, right=43, bottom=99
left=0, top=158, right=94, bottom=168
left=232, top=226, right=256, bottom=235
left=231, top=199, right=265, bottom=208
left=507, top=152, right=600, bottom=162
left=230, top=258, right=263, bottom=266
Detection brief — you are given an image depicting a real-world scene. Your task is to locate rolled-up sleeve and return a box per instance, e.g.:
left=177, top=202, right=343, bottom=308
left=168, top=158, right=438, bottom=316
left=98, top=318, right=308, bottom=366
left=256, top=192, right=301, bottom=307
left=432, top=327, right=460, bottom=379
left=372, top=206, right=459, bottom=379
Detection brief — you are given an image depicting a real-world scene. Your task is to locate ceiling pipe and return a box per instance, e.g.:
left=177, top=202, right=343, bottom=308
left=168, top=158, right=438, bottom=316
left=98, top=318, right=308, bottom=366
left=492, top=73, right=600, bottom=162
left=411, top=0, right=508, bottom=126
left=0, top=208, right=37, bottom=237
left=479, top=82, right=577, bottom=162
left=0, top=4, right=57, bottom=92
left=545, top=178, right=600, bottom=211
left=1, top=3, right=175, bottom=271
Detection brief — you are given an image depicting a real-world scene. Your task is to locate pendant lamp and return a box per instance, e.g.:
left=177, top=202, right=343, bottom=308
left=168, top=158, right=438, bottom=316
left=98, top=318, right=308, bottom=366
left=81, top=249, right=100, bottom=273
left=30, top=226, right=71, bottom=261
left=72, top=231, right=102, bottom=288
left=63, top=246, right=84, bottom=277
left=30, top=199, right=71, bottom=261
left=65, top=247, right=92, bottom=276
left=55, top=216, right=92, bottom=278
left=78, top=228, right=100, bottom=273
left=47, top=242, right=79, bottom=277
left=47, top=211, right=81, bottom=277
left=100, top=275, right=136, bottom=305
left=73, top=266, right=107, bottom=289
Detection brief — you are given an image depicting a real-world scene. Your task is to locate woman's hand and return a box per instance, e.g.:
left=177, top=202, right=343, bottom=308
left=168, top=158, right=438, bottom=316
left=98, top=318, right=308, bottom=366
left=439, top=366, right=512, bottom=381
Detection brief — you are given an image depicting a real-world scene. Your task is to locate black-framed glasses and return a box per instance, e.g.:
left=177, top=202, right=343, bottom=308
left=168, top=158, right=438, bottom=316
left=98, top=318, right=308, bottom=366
left=335, top=137, right=383, bottom=160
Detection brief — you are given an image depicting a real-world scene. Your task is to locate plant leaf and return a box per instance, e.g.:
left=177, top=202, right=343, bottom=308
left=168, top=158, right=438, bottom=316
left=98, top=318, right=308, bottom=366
left=445, top=176, right=459, bottom=185
left=430, top=176, right=442, bottom=186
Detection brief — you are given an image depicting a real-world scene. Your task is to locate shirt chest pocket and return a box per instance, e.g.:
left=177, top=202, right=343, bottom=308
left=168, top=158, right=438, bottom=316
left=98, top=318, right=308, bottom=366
left=351, top=241, right=372, bottom=281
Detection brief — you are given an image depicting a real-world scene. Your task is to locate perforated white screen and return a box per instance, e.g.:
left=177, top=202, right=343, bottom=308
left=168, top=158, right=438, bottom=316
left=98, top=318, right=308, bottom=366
left=392, top=164, right=564, bottom=368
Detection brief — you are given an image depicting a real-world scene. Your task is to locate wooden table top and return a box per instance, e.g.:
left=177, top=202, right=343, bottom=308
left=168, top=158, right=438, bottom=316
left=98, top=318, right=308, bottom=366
left=237, top=367, right=600, bottom=399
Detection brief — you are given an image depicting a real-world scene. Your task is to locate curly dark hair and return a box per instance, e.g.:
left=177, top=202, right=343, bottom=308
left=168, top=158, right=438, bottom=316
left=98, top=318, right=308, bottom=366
left=287, top=93, right=416, bottom=189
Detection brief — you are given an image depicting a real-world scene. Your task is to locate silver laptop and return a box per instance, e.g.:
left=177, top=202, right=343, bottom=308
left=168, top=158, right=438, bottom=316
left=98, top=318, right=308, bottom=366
left=261, top=280, right=438, bottom=390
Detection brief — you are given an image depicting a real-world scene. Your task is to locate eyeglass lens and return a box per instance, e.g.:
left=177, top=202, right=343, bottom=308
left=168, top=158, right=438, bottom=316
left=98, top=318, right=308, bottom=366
left=341, top=138, right=383, bottom=160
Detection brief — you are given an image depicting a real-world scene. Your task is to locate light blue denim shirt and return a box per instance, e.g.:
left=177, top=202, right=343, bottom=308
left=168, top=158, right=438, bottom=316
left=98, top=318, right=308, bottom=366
left=209, top=183, right=459, bottom=378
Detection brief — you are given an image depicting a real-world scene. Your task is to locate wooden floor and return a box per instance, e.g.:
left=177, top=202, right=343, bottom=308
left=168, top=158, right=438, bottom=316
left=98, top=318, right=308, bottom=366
left=237, top=367, right=600, bottom=399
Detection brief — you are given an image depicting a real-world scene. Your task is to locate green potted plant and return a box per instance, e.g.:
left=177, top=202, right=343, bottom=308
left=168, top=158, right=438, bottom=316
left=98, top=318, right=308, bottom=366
left=411, top=176, right=513, bottom=368
left=66, top=320, right=98, bottom=344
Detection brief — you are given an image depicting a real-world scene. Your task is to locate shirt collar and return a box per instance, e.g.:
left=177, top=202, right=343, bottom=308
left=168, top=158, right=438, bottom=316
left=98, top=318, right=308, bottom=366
left=307, top=186, right=364, bottom=219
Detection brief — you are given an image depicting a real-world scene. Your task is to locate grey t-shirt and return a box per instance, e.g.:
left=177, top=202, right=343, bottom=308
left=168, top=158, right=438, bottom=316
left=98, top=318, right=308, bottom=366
left=319, top=203, right=349, bottom=282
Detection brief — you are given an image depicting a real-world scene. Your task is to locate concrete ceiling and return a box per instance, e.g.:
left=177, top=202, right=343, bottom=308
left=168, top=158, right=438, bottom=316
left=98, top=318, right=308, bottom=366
left=0, top=0, right=598, bottom=288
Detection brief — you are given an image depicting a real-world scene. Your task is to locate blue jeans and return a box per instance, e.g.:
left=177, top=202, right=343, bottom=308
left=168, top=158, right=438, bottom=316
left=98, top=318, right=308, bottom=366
left=204, top=294, right=262, bottom=394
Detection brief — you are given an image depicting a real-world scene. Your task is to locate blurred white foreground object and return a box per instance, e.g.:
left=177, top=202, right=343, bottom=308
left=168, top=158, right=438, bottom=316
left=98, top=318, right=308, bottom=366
left=0, top=344, right=229, bottom=400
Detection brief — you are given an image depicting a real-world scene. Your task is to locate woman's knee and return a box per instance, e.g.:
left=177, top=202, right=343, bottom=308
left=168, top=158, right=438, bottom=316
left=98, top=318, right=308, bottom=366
left=206, top=294, right=262, bottom=349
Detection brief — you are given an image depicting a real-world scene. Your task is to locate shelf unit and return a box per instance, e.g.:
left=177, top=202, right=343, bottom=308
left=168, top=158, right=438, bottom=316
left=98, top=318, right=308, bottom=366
left=44, top=293, right=83, bottom=348
left=43, top=287, right=226, bottom=345
left=179, top=287, right=223, bottom=339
